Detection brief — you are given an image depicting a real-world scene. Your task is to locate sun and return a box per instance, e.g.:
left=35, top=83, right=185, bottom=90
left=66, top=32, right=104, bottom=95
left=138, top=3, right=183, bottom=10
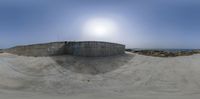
left=83, top=18, right=117, bottom=37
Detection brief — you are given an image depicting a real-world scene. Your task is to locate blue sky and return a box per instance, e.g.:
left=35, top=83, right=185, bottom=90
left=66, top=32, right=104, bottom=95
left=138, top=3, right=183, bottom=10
left=0, top=0, right=200, bottom=48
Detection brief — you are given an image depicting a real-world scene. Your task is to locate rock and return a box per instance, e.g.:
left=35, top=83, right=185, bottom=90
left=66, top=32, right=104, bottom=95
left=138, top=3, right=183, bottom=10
left=127, top=49, right=200, bottom=57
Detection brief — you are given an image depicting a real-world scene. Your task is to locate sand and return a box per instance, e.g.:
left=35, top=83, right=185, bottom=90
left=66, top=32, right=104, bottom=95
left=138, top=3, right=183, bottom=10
left=1, top=52, right=200, bottom=99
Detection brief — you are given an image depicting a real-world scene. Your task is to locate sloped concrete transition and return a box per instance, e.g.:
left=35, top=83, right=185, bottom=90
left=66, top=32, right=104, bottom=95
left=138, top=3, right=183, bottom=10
left=52, top=54, right=133, bottom=74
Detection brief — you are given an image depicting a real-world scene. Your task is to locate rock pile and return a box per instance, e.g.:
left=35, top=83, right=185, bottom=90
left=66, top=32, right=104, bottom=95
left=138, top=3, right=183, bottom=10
left=126, top=49, right=200, bottom=57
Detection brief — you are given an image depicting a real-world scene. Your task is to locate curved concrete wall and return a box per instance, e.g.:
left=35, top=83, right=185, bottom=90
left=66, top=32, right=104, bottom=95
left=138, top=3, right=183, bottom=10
left=66, top=42, right=125, bottom=57
left=5, top=41, right=125, bottom=57
left=0, top=49, right=2, bottom=53
left=5, top=42, right=67, bottom=56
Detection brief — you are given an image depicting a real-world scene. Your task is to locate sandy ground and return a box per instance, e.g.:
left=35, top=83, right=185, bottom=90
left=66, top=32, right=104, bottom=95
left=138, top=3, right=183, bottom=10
left=1, top=52, right=200, bottom=99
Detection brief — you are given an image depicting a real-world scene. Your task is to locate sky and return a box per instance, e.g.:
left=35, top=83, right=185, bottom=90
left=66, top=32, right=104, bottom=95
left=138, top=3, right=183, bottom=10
left=1, top=0, right=200, bottom=49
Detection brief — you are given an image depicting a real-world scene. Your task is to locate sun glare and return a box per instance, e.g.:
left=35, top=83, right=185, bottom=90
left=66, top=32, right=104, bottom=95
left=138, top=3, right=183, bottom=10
left=83, top=18, right=117, bottom=37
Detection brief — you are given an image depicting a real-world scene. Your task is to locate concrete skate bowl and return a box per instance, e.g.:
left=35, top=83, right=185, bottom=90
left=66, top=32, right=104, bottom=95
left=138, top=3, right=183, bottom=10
left=3, top=41, right=128, bottom=75
left=0, top=52, right=134, bottom=94
left=2, top=52, right=200, bottom=96
left=51, top=53, right=133, bottom=75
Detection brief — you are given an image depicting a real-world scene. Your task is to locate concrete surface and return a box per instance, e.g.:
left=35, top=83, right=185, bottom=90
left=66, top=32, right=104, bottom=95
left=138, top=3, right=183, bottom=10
left=0, top=52, right=200, bottom=98
left=4, top=41, right=125, bottom=57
